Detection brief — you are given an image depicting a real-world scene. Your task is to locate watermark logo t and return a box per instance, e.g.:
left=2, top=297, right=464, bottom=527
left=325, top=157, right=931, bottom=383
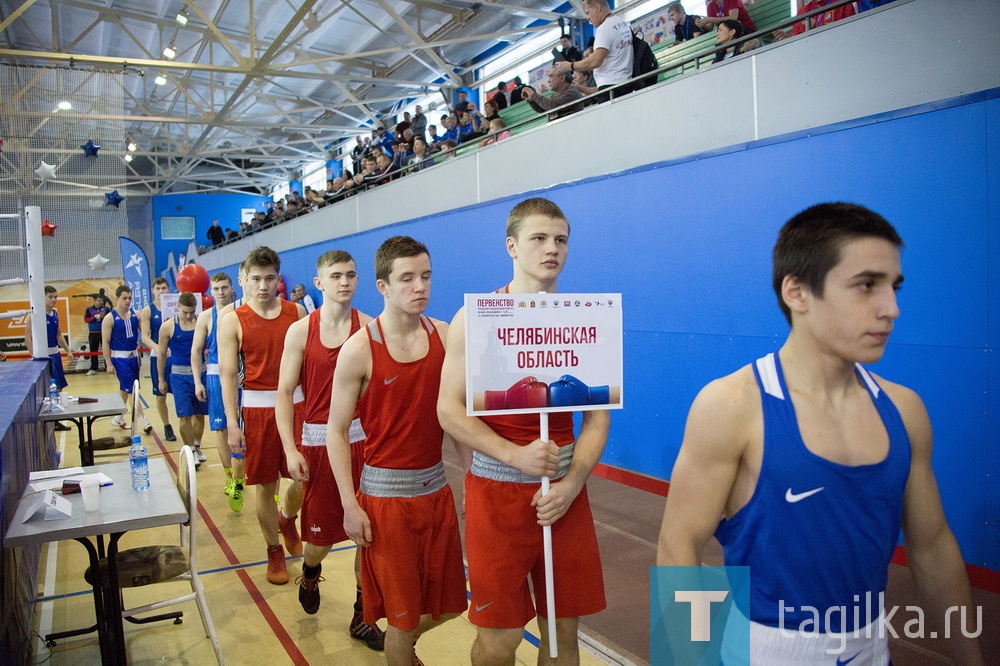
left=675, top=590, right=730, bottom=641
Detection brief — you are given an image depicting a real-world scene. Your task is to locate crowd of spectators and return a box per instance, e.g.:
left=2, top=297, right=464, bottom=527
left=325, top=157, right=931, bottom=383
left=200, top=0, right=897, bottom=256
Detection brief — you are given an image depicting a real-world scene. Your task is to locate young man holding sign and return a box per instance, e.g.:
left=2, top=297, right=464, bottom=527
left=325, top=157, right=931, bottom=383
left=438, top=198, right=610, bottom=664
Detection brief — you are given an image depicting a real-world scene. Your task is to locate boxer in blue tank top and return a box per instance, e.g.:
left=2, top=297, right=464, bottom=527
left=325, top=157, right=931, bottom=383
left=158, top=292, right=208, bottom=464
left=658, top=204, right=983, bottom=665
left=102, top=284, right=141, bottom=430
left=25, top=287, right=72, bottom=421
left=141, top=277, right=174, bottom=440
left=192, top=271, right=244, bottom=507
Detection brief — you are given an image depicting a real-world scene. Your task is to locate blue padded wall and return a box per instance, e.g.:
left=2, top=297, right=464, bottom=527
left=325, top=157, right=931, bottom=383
left=212, top=93, right=999, bottom=570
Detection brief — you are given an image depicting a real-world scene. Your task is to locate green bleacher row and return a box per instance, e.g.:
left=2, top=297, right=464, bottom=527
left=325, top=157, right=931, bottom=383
left=490, top=0, right=791, bottom=140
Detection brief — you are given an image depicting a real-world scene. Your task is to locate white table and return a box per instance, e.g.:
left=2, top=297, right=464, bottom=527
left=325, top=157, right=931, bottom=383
left=3, top=458, right=187, bottom=665
left=38, top=393, right=126, bottom=466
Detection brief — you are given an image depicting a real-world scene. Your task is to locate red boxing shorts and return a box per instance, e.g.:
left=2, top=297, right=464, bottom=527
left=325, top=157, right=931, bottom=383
left=465, top=474, right=606, bottom=628
left=241, top=405, right=290, bottom=486
left=359, top=486, right=468, bottom=631
left=299, top=439, right=364, bottom=547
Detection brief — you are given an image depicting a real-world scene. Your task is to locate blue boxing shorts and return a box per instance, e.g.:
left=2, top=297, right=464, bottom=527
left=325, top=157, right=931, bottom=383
left=48, top=351, right=68, bottom=390
left=170, top=367, right=208, bottom=418
left=205, top=372, right=234, bottom=431
left=111, top=355, right=140, bottom=393
left=150, top=353, right=172, bottom=396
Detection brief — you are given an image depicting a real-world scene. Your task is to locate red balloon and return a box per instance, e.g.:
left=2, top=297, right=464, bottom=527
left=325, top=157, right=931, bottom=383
left=277, top=276, right=287, bottom=299
left=201, top=293, right=214, bottom=311
left=41, top=219, right=57, bottom=237
left=176, top=264, right=210, bottom=294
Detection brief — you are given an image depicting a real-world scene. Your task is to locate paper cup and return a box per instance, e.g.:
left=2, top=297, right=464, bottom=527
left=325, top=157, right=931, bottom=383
left=81, top=479, right=100, bottom=513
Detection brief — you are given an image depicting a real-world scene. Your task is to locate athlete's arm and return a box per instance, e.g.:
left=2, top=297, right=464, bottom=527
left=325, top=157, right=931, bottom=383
left=326, top=331, right=372, bottom=546
left=435, top=319, right=473, bottom=472
left=656, top=370, right=755, bottom=566
left=139, top=307, right=155, bottom=351
left=218, top=311, right=244, bottom=454
left=437, top=307, right=559, bottom=477
left=157, top=320, right=172, bottom=395
left=102, top=310, right=115, bottom=374
left=56, top=317, right=71, bottom=354
left=276, top=319, right=308, bottom=481
left=532, top=408, right=610, bottom=526
left=295, top=303, right=307, bottom=320
left=23, top=314, right=33, bottom=356
left=887, top=381, right=984, bottom=664
left=191, top=310, right=210, bottom=401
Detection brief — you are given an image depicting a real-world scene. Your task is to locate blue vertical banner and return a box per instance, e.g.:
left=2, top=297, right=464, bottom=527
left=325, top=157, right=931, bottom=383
left=650, top=566, right=750, bottom=665
left=119, top=236, right=152, bottom=313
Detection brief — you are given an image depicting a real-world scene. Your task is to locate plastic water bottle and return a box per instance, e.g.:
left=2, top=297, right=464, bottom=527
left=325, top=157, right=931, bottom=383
left=48, top=379, right=60, bottom=410
left=130, top=435, right=150, bottom=491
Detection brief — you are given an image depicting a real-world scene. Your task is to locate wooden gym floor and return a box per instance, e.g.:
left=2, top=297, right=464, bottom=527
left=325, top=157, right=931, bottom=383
left=27, top=369, right=999, bottom=665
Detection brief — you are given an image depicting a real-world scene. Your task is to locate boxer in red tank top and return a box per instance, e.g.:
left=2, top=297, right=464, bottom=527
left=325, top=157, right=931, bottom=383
left=274, top=250, right=384, bottom=649
left=327, top=237, right=467, bottom=666
left=218, top=246, right=307, bottom=586
left=438, top=198, right=610, bottom=665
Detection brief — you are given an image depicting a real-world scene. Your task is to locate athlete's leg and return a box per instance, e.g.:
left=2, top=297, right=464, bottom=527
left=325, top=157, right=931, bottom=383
left=216, top=428, right=232, bottom=467
left=385, top=614, right=460, bottom=665
left=178, top=415, right=194, bottom=446
left=256, top=480, right=280, bottom=546
left=303, top=542, right=332, bottom=569
left=535, top=616, right=580, bottom=666
left=192, top=414, right=205, bottom=441
left=156, top=395, right=171, bottom=427
left=472, top=627, right=523, bottom=666
left=283, top=479, right=303, bottom=518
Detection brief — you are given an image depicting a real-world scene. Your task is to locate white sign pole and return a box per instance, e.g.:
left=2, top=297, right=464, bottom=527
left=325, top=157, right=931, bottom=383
left=539, top=411, right=558, bottom=659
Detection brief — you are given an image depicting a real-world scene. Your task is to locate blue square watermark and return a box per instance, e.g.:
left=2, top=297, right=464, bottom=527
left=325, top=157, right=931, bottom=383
left=650, top=566, right=750, bottom=665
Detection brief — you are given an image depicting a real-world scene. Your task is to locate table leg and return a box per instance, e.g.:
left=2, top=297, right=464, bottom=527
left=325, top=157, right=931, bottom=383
left=73, top=418, right=91, bottom=466
left=105, top=532, right=128, bottom=665
left=73, top=536, right=113, bottom=661
left=85, top=416, right=97, bottom=466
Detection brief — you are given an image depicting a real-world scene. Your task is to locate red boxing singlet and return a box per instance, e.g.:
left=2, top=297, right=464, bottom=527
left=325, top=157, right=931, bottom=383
left=302, top=308, right=361, bottom=424
left=236, top=300, right=299, bottom=390
left=357, top=316, right=445, bottom=470
left=480, top=285, right=575, bottom=446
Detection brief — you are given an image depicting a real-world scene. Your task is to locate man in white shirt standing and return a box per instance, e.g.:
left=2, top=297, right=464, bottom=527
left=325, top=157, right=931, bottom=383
left=554, top=0, right=634, bottom=101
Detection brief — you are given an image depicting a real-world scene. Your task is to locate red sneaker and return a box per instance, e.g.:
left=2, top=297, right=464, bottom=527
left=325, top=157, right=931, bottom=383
left=266, top=545, right=288, bottom=585
left=278, top=512, right=303, bottom=557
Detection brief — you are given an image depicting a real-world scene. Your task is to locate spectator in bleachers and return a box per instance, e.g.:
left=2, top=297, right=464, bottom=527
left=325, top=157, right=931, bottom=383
left=858, top=0, right=896, bottom=10
left=428, top=124, right=441, bottom=145
left=351, top=137, right=365, bottom=174
left=290, top=284, right=316, bottom=313
left=439, top=139, right=458, bottom=157
left=239, top=221, right=251, bottom=237
left=483, top=99, right=501, bottom=123
left=406, top=136, right=436, bottom=173
left=510, top=77, right=528, bottom=106
left=391, top=135, right=415, bottom=171
left=304, top=187, right=324, bottom=206
left=440, top=114, right=461, bottom=144
left=557, top=34, right=583, bottom=62
left=554, top=0, right=634, bottom=100
left=373, top=126, right=395, bottom=155
left=453, top=90, right=472, bottom=116
left=667, top=2, right=707, bottom=45
left=712, top=18, right=746, bottom=62
left=395, top=112, right=412, bottom=137
left=791, top=0, right=856, bottom=35
left=524, top=69, right=585, bottom=120
left=411, top=105, right=428, bottom=138
left=458, top=108, right=485, bottom=143
left=326, top=177, right=346, bottom=200
left=207, top=219, right=226, bottom=247
left=363, top=152, right=394, bottom=187
left=492, top=82, right=509, bottom=111
left=226, top=227, right=239, bottom=241
left=697, top=0, right=756, bottom=35
left=479, top=118, right=511, bottom=147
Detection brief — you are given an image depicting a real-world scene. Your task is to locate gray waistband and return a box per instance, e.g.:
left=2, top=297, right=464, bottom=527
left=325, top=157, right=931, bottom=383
left=470, top=442, right=575, bottom=483
left=360, top=461, right=446, bottom=498
left=170, top=364, right=193, bottom=375
left=302, top=419, right=365, bottom=446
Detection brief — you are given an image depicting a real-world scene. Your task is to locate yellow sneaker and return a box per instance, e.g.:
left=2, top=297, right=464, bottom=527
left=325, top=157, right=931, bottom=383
left=228, top=481, right=244, bottom=513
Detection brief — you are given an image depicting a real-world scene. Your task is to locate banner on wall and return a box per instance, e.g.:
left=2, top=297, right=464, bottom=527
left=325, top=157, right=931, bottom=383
left=160, top=293, right=204, bottom=320
left=464, top=293, right=624, bottom=416
left=119, top=237, right=152, bottom=313
left=0, top=297, right=70, bottom=356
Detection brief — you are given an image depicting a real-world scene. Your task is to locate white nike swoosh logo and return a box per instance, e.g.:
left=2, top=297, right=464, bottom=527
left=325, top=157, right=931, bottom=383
left=475, top=602, right=493, bottom=612
left=384, top=376, right=399, bottom=385
left=395, top=611, right=408, bottom=618
left=785, top=487, right=825, bottom=503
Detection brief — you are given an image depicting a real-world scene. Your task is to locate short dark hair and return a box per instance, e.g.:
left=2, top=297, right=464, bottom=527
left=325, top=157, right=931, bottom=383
left=772, top=203, right=903, bottom=324
left=506, top=198, right=570, bottom=240
left=152, top=277, right=169, bottom=288
left=317, top=249, right=354, bottom=271
left=44, top=285, right=56, bottom=295
left=374, top=236, right=429, bottom=282
left=177, top=292, right=197, bottom=308
left=116, top=284, right=132, bottom=297
left=244, top=246, right=281, bottom=273
left=719, top=18, right=743, bottom=36
left=211, top=272, right=232, bottom=285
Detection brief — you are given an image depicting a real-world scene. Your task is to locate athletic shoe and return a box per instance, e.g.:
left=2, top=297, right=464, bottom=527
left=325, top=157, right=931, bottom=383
left=229, top=482, right=244, bottom=513
left=86, top=369, right=97, bottom=376
left=223, top=476, right=235, bottom=496
left=194, top=446, right=207, bottom=463
left=111, top=414, right=127, bottom=429
left=163, top=424, right=177, bottom=442
left=296, top=564, right=323, bottom=614
left=278, top=512, right=303, bottom=558
left=350, top=590, right=386, bottom=651
left=140, top=416, right=153, bottom=434
left=266, top=545, right=288, bottom=585
left=53, top=421, right=72, bottom=431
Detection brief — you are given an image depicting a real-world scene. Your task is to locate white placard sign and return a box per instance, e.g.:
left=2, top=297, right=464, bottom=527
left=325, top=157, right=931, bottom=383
left=21, top=490, right=72, bottom=522
left=159, top=292, right=204, bottom=319
left=465, top=293, right=623, bottom=416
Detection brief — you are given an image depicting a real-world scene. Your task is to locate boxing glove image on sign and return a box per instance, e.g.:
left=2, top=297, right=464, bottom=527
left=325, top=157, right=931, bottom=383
left=465, top=293, right=623, bottom=416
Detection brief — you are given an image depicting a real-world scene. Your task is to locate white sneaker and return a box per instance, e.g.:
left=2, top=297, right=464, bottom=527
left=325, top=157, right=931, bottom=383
left=86, top=369, right=97, bottom=376
left=141, top=416, right=153, bottom=434
left=111, top=414, right=126, bottom=429
left=194, top=446, right=207, bottom=463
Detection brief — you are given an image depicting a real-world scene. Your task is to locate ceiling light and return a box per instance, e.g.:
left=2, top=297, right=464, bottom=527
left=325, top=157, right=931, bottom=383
left=175, top=9, right=189, bottom=26
left=124, top=154, right=134, bottom=162
left=57, top=101, right=72, bottom=110
left=154, top=73, right=167, bottom=85
left=127, top=142, right=137, bottom=152
left=163, top=43, right=176, bottom=59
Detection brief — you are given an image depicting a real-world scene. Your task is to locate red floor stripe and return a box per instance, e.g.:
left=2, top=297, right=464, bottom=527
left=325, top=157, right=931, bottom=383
left=146, top=419, right=307, bottom=664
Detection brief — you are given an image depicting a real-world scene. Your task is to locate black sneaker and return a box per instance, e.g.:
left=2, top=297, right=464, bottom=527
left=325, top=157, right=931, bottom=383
left=53, top=421, right=72, bottom=431
left=163, top=424, right=177, bottom=442
left=349, top=612, right=385, bottom=651
left=296, top=564, right=322, bottom=615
